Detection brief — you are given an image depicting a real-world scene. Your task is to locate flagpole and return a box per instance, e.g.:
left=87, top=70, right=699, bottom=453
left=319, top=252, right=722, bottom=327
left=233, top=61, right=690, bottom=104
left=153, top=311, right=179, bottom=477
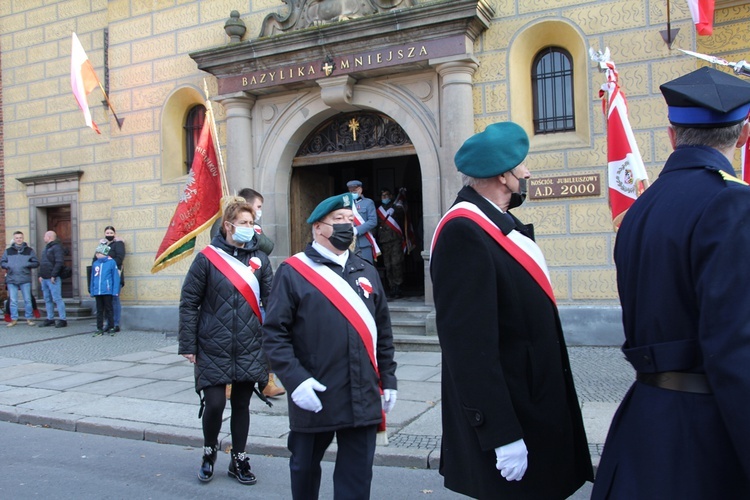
left=97, top=81, right=124, bottom=130
left=203, top=79, right=230, bottom=198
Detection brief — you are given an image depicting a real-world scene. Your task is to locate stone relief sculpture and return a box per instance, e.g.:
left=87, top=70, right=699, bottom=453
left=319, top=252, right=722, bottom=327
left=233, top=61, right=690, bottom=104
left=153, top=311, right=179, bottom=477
left=260, top=0, right=416, bottom=37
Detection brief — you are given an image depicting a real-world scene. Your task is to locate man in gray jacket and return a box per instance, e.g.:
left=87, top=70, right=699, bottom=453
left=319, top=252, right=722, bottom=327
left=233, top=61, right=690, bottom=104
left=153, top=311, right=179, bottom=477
left=1, top=231, right=39, bottom=326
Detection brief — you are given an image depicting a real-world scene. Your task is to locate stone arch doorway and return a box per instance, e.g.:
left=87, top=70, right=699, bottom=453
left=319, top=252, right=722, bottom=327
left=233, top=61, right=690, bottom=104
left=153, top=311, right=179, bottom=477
left=289, top=112, right=425, bottom=297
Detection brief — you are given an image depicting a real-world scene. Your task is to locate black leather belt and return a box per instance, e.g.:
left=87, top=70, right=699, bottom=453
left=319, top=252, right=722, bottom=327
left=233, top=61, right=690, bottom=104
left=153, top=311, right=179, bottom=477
left=636, top=372, right=712, bottom=394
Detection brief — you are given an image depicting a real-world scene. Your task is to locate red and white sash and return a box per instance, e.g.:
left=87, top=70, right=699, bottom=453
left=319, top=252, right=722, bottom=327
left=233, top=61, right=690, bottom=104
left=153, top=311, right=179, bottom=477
left=378, top=205, right=407, bottom=253
left=377, top=206, right=403, bottom=236
left=286, top=252, right=378, bottom=369
left=430, top=202, right=556, bottom=305
left=352, top=201, right=381, bottom=260
left=201, top=245, right=263, bottom=323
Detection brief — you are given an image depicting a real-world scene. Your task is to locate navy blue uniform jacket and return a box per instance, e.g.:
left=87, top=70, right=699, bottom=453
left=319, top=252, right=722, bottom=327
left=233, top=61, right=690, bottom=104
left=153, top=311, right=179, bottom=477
left=593, top=146, right=750, bottom=499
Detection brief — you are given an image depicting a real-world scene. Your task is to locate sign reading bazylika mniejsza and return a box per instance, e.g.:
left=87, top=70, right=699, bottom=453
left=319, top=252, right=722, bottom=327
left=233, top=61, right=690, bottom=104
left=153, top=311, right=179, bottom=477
left=528, top=174, right=601, bottom=200
left=218, top=35, right=467, bottom=94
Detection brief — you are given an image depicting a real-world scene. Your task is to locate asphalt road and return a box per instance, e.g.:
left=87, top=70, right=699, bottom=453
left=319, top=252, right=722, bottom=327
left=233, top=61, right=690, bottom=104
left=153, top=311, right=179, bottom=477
left=0, top=420, right=593, bottom=499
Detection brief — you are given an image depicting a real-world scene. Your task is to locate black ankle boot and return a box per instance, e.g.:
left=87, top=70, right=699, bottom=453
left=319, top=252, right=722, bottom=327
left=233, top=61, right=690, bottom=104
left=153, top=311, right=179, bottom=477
left=228, top=451, right=257, bottom=485
left=198, top=445, right=217, bottom=482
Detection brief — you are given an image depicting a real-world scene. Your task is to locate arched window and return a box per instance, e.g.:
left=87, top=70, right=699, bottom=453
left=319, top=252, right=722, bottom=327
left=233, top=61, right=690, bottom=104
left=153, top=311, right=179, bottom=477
left=184, top=105, right=206, bottom=173
left=532, top=47, right=574, bottom=134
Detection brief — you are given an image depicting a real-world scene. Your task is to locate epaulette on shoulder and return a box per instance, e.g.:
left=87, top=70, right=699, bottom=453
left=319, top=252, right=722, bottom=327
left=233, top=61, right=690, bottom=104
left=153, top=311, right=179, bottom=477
left=718, top=170, right=749, bottom=186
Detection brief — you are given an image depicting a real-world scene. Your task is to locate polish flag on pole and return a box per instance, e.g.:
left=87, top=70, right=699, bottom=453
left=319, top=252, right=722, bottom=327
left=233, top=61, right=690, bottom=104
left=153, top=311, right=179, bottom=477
left=591, top=48, right=650, bottom=230
left=687, top=0, right=715, bottom=36
left=70, top=32, right=101, bottom=134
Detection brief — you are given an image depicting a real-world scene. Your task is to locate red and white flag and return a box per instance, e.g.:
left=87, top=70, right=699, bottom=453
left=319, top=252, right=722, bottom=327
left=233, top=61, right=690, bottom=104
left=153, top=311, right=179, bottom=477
left=70, top=32, right=101, bottom=134
left=151, top=110, right=223, bottom=273
left=687, top=0, right=715, bottom=36
left=595, top=54, right=649, bottom=229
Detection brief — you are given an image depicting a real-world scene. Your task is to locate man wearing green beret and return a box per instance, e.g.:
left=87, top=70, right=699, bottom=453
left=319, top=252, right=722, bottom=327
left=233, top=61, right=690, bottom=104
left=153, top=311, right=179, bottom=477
left=262, top=192, right=397, bottom=499
left=431, top=122, right=593, bottom=499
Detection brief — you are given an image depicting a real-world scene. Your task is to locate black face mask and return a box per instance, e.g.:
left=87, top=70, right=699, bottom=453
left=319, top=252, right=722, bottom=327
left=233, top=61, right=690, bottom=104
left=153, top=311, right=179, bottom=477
left=508, top=177, right=527, bottom=210
left=105, top=235, right=115, bottom=242
left=326, top=223, right=354, bottom=251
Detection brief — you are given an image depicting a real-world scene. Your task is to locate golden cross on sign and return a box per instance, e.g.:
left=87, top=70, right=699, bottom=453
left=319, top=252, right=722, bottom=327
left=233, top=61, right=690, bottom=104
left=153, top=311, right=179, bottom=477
left=348, top=118, right=360, bottom=141
left=323, top=61, right=334, bottom=76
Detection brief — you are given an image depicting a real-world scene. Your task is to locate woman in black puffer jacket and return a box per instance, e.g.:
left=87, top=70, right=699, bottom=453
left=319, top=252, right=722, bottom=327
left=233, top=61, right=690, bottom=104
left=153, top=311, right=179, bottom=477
left=178, top=198, right=273, bottom=486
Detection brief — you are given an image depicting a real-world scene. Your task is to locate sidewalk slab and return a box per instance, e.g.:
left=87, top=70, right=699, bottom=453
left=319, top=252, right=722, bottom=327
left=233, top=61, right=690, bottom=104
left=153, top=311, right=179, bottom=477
left=17, top=391, right=106, bottom=412
left=0, top=386, right=60, bottom=405
left=32, top=372, right=113, bottom=390
left=113, top=380, right=194, bottom=400
left=73, top=395, right=203, bottom=428
left=2, top=370, right=72, bottom=387
left=395, top=364, right=441, bottom=382
left=0, top=362, right=67, bottom=382
left=68, top=376, right=156, bottom=396
left=107, top=350, right=171, bottom=363
left=64, top=360, right=135, bottom=373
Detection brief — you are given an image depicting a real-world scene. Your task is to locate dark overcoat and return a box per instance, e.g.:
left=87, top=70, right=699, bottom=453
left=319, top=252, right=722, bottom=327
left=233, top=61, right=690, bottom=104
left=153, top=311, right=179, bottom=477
left=178, top=233, right=273, bottom=394
left=430, top=186, right=592, bottom=500
left=592, top=146, right=750, bottom=499
left=262, top=244, right=397, bottom=433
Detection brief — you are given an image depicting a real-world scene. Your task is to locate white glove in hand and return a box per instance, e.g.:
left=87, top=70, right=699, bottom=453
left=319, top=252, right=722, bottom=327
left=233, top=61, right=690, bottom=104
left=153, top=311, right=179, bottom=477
left=291, top=377, right=326, bottom=413
left=386, top=208, right=394, bottom=216
left=495, top=439, right=528, bottom=482
left=382, top=389, right=397, bottom=414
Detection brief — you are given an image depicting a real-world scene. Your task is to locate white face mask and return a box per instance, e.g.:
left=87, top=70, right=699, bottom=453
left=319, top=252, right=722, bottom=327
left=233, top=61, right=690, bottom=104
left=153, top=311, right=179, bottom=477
left=254, top=209, right=262, bottom=221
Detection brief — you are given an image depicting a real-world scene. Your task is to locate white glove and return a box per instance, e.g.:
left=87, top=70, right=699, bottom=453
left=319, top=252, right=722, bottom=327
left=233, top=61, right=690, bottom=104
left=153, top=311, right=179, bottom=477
left=291, top=377, right=326, bottom=413
left=386, top=208, right=394, bottom=216
left=382, top=389, right=397, bottom=414
left=495, top=439, right=528, bottom=481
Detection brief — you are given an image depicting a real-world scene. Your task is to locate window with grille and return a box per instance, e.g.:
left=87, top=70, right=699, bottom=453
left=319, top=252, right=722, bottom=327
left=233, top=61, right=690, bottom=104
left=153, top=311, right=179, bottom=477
left=184, top=105, right=206, bottom=173
left=532, top=48, right=575, bottom=134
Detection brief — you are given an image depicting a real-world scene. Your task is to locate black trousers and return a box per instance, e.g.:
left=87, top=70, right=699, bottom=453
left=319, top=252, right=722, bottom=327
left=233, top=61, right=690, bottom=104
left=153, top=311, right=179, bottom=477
left=288, top=425, right=377, bottom=500
left=201, top=382, right=254, bottom=453
left=95, top=295, right=113, bottom=331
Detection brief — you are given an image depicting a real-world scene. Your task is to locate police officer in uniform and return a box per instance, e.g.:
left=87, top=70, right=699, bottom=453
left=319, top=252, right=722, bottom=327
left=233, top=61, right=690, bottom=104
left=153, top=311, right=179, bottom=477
left=592, top=67, right=750, bottom=499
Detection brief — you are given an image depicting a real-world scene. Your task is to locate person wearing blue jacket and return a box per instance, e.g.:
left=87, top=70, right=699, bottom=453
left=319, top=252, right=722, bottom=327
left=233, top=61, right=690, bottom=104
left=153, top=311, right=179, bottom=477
left=90, top=244, right=120, bottom=337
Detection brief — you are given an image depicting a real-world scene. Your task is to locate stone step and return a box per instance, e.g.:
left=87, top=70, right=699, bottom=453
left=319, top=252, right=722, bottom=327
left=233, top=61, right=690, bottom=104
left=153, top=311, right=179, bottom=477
left=34, top=300, right=93, bottom=319
left=393, top=334, right=440, bottom=352
left=387, top=298, right=432, bottom=336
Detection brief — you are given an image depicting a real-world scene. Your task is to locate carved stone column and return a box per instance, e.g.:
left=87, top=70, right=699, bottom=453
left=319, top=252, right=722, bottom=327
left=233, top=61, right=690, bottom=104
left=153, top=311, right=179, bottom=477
left=433, top=57, right=478, bottom=214
left=422, top=57, right=478, bottom=309
left=218, top=92, right=256, bottom=191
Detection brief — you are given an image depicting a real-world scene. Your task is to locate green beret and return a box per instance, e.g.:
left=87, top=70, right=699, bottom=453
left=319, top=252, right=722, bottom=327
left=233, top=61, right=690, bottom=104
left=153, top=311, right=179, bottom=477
left=454, top=122, right=529, bottom=178
left=306, top=193, right=354, bottom=224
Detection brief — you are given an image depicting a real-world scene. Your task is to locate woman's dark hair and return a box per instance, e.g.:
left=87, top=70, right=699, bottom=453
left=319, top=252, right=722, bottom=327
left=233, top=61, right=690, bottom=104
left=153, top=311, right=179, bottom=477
left=105, top=225, right=116, bottom=233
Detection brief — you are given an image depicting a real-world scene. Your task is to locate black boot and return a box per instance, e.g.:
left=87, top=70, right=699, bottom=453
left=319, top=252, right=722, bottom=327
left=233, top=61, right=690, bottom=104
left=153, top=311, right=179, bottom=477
left=228, top=451, right=257, bottom=485
left=391, top=285, right=403, bottom=299
left=198, top=445, right=217, bottom=483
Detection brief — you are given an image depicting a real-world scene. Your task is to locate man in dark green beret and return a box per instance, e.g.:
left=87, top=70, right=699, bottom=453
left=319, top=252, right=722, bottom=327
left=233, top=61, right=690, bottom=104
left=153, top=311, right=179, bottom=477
left=431, top=121, right=593, bottom=499
left=593, top=67, right=750, bottom=499
left=262, top=193, right=397, bottom=499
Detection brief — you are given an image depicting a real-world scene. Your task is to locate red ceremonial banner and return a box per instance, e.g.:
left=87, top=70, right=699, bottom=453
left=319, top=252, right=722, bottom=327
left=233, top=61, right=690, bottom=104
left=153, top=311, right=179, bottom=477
left=151, top=116, right=223, bottom=273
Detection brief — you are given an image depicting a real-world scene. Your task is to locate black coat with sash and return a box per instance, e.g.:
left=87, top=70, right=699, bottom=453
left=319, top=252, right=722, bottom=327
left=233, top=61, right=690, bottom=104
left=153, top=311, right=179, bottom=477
left=430, top=186, right=592, bottom=499
left=592, top=146, right=750, bottom=499
left=262, top=244, right=397, bottom=433
left=178, top=233, right=272, bottom=394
